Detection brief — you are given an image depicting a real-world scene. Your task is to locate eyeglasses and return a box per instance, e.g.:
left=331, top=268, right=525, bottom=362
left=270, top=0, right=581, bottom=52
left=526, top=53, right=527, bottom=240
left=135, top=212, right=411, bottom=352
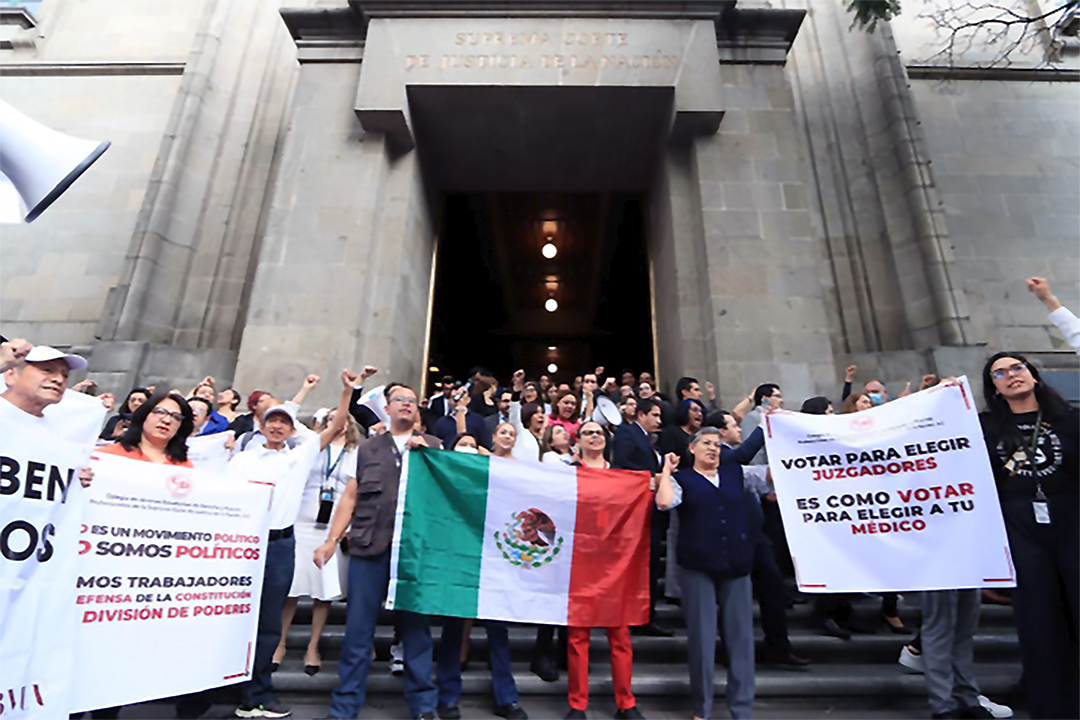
left=579, top=429, right=604, bottom=437
left=150, top=407, right=185, bottom=423
left=390, top=395, right=418, bottom=406
left=990, top=363, right=1028, bottom=381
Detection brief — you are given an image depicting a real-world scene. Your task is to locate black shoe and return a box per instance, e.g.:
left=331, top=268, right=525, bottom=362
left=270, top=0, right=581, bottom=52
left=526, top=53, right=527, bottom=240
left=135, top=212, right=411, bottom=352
left=615, top=707, right=645, bottom=720
left=564, top=711, right=587, bottom=720
left=821, top=618, right=852, bottom=640
left=759, top=649, right=811, bottom=667
left=958, top=707, right=993, bottom=719
left=304, top=664, right=321, bottom=676
left=530, top=656, right=559, bottom=682
left=631, top=623, right=673, bottom=637
left=437, top=706, right=461, bottom=720
left=494, top=703, right=528, bottom=720
left=883, top=613, right=913, bottom=634
left=270, top=662, right=280, bottom=673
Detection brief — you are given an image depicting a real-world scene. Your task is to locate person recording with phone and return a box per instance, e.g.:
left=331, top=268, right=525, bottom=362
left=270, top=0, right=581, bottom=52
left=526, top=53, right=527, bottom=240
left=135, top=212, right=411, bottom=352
left=432, top=383, right=492, bottom=450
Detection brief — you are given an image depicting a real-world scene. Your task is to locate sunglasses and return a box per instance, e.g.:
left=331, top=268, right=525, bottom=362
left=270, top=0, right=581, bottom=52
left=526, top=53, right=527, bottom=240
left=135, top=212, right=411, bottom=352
left=579, top=429, right=604, bottom=437
left=990, top=362, right=1028, bottom=381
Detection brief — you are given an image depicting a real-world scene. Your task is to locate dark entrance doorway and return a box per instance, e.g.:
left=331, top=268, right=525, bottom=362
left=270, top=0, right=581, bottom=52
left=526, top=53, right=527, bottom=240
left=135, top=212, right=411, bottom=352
left=427, top=192, right=654, bottom=387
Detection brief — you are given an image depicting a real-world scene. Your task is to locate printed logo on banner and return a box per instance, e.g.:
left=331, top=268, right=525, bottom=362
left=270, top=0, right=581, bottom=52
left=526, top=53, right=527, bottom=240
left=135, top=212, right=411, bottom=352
left=848, top=415, right=874, bottom=432
left=166, top=474, right=193, bottom=499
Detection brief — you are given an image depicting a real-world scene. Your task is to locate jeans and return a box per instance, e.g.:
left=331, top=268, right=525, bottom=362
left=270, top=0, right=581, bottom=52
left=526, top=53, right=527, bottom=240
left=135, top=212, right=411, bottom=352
left=241, top=534, right=295, bottom=707
left=437, top=618, right=517, bottom=708
left=328, top=551, right=437, bottom=718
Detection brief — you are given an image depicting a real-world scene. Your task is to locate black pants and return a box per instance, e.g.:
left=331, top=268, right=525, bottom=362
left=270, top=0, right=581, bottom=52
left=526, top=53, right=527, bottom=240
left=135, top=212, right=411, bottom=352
left=1003, top=494, right=1079, bottom=719
left=761, top=498, right=794, bottom=578
left=648, top=507, right=670, bottom=622
left=752, top=535, right=792, bottom=654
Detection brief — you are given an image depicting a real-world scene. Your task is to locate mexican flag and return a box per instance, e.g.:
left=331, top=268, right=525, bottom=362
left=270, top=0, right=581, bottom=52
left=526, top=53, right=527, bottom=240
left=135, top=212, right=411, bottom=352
left=387, top=447, right=652, bottom=627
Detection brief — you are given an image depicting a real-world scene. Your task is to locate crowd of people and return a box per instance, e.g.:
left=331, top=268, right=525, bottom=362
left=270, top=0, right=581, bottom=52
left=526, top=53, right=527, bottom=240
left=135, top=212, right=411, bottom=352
left=0, top=277, right=1076, bottom=720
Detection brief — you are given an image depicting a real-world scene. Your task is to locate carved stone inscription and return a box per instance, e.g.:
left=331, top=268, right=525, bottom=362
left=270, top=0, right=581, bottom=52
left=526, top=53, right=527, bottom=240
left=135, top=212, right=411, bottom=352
left=402, top=29, right=680, bottom=74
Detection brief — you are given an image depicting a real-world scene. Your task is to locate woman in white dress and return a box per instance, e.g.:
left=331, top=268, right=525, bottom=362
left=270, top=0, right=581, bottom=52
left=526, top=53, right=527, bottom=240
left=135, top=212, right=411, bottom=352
left=272, top=409, right=359, bottom=675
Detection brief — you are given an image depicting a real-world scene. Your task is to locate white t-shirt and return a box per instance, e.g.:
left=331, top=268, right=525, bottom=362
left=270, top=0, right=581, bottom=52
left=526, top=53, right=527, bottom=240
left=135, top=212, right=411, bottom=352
left=227, top=423, right=322, bottom=530
left=391, top=432, right=410, bottom=456
left=542, top=451, right=574, bottom=466
left=0, top=390, right=106, bottom=447
left=301, top=443, right=357, bottom=506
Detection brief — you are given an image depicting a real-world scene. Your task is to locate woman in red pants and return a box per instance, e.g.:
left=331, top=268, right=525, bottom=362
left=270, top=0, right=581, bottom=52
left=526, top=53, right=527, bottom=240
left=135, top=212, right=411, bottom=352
left=564, top=420, right=644, bottom=720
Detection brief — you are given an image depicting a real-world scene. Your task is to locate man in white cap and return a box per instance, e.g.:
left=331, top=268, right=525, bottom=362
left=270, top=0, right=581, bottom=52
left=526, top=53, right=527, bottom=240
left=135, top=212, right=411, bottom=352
left=228, top=369, right=359, bottom=720
left=0, top=338, right=88, bottom=423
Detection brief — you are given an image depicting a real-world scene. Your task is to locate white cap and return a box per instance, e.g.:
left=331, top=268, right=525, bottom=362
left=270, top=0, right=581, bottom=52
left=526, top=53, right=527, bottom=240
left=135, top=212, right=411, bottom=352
left=263, top=404, right=297, bottom=426
left=24, top=345, right=88, bottom=371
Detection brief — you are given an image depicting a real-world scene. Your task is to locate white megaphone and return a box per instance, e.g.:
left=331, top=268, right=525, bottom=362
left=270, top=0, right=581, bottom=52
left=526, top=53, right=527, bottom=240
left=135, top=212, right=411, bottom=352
left=0, top=98, right=110, bottom=223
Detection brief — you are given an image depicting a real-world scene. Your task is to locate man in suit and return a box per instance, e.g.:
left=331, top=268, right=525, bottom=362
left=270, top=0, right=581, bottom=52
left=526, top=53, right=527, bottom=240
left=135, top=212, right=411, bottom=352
left=316, top=386, right=476, bottom=720
left=611, top=398, right=672, bottom=636
left=483, top=389, right=513, bottom=448
left=426, top=375, right=456, bottom=420
left=433, top=386, right=492, bottom=450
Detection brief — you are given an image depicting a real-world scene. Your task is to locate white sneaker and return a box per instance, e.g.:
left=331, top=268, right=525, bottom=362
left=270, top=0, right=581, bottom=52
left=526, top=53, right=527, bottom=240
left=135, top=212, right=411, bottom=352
left=389, top=641, right=404, bottom=676
left=979, top=695, right=1013, bottom=719
left=898, top=645, right=924, bottom=673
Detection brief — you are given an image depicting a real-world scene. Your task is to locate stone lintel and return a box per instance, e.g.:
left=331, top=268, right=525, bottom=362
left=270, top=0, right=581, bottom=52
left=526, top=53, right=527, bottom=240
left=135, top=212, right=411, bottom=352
left=349, top=0, right=735, bottom=22
left=716, top=7, right=804, bottom=63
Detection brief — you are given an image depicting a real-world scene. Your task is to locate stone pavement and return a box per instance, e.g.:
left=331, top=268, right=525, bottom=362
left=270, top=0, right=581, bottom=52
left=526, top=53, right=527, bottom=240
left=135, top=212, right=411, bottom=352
left=98, top=695, right=1027, bottom=719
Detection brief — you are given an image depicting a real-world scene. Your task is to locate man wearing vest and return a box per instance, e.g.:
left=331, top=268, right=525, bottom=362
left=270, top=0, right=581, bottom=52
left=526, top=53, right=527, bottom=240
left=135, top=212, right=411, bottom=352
left=655, top=427, right=759, bottom=720
left=315, top=385, right=445, bottom=720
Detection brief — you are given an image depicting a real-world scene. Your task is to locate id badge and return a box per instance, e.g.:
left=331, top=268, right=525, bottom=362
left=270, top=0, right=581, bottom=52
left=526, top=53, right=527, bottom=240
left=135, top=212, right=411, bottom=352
left=1033, top=501, right=1051, bottom=525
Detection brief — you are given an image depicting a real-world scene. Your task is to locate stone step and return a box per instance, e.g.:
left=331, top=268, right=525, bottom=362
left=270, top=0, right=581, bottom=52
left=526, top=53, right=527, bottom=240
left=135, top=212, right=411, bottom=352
left=271, top=660, right=1023, bottom=700
left=281, top=625, right=1019, bottom=665
left=289, top=598, right=1017, bottom=630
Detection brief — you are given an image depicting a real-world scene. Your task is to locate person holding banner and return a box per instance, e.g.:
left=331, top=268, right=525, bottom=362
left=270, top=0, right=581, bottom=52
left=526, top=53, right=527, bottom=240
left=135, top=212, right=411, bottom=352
left=563, top=419, right=644, bottom=720
left=656, top=428, right=758, bottom=720
left=315, top=384, right=446, bottom=720
left=0, top=342, right=88, bottom=420
left=435, top=422, right=528, bottom=720
left=228, top=370, right=357, bottom=720
left=981, top=352, right=1079, bottom=719
left=98, top=392, right=196, bottom=466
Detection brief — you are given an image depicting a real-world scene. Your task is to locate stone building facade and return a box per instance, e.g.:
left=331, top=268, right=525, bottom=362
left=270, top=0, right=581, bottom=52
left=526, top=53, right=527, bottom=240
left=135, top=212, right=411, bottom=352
left=1, top=0, right=1076, bottom=410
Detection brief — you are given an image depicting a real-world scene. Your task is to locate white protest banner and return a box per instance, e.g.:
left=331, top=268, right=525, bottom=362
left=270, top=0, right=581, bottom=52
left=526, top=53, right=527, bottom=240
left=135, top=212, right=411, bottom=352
left=187, top=432, right=234, bottom=473
left=764, top=377, right=1016, bottom=594
left=0, top=418, right=92, bottom=719
left=70, top=453, right=272, bottom=713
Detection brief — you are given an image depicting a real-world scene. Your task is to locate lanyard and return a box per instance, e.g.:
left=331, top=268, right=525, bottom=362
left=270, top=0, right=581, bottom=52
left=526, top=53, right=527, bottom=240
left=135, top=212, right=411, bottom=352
left=1022, top=409, right=1046, bottom=499
left=323, top=446, right=347, bottom=488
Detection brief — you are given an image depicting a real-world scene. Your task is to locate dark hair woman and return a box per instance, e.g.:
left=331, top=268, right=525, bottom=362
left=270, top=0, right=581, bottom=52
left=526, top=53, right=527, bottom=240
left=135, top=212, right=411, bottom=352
left=562, top=418, right=641, bottom=718
left=100, top=392, right=195, bottom=466
left=800, top=396, right=834, bottom=415
left=981, top=352, right=1078, bottom=719
left=99, top=387, right=152, bottom=440
left=548, top=389, right=581, bottom=439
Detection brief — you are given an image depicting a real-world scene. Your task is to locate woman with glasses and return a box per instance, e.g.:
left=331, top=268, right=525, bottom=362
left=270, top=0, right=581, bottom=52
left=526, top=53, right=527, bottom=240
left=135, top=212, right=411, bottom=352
left=564, top=420, right=643, bottom=720
left=981, top=352, right=1078, bottom=719
left=435, top=421, right=529, bottom=720
left=90, top=392, right=204, bottom=720
left=99, top=392, right=195, bottom=466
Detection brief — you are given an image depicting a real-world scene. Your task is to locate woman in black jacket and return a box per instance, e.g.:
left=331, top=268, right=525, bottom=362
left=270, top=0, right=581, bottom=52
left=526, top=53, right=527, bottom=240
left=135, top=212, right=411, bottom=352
left=98, top=387, right=151, bottom=440
left=981, top=351, right=1078, bottom=719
